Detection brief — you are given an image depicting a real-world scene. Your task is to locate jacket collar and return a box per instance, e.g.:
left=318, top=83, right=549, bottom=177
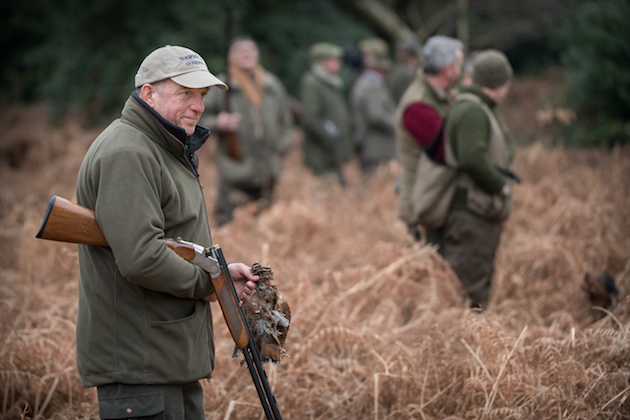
left=128, top=91, right=210, bottom=155
left=422, top=76, right=451, bottom=105
left=458, top=85, right=497, bottom=109
left=311, top=63, right=343, bottom=89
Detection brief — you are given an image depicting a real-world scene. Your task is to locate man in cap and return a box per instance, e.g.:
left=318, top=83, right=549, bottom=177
left=300, top=42, right=352, bottom=182
left=351, top=37, right=397, bottom=176
left=201, top=37, right=293, bottom=226
left=76, top=45, right=260, bottom=419
left=395, top=35, right=464, bottom=245
left=443, top=49, right=516, bottom=308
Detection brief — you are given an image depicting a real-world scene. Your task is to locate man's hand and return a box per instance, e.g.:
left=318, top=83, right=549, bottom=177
left=217, top=111, right=240, bottom=132
left=228, top=262, right=260, bottom=300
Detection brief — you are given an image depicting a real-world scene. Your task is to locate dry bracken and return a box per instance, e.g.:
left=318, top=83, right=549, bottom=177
left=1, top=73, right=630, bottom=419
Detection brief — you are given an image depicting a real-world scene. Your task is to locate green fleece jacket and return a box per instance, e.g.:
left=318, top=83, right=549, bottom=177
left=76, top=93, right=216, bottom=387
left=446, top=86, right=515, bottom=210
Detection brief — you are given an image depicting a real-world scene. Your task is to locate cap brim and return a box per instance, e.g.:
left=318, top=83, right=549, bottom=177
left=171, top=70, right=228, bottom=90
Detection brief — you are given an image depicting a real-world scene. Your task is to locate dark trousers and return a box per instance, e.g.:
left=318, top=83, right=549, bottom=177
left=443, top=209, right=503, bottom=308
left=97, top=382, right=205, bottom=420
left=425, top=226, right=445, bottom=257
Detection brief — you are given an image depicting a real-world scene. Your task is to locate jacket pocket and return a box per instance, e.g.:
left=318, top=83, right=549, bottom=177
left=99, top=392, right=164, bottom=419
left=410, top=153, right=459, bottom=229
left=466, top=187, right=512, bottom=221
left=147, top=301, right=213, bottom=383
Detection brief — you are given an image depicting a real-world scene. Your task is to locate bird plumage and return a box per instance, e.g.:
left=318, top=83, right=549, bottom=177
left=233, top=262, right=291, bottom=364
left=582, top=272, right=619, bottom=309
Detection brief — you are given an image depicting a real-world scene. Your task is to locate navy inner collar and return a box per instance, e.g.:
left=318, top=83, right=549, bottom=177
left=130, top=91, right=209, bottom=154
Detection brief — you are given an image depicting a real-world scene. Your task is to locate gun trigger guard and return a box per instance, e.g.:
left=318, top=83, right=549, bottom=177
left=206, top=260, right=223, bottom=278
left=173, top=237, right=224, bottom=278
left=189, top=251, right=222, bottom=278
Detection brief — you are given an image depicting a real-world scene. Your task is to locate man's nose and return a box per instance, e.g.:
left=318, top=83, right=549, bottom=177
left=191, top=95, right=205, bottom=113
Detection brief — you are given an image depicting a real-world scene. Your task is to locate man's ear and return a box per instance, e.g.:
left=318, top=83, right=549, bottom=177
left=140, top=84, right=156, bottom=107
left=441, top=62, right=454, bottom=79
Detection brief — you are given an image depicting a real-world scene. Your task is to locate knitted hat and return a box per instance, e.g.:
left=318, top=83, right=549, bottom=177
left=472, top=50, right=513, bottom=89
left=135, top=45, right=227, bottom=90
left=309, top=42, right=343, bottom=60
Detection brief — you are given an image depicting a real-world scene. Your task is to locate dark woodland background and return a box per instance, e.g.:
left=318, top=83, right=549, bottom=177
left=1, top=0, right=629, bottom=146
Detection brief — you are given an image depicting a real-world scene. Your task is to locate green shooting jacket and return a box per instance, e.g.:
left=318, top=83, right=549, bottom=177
left=350, top=69, right=397, bottom=167
left=299, top=64, right=352, bottom=175
left=76, top=93, right=216, bottom=387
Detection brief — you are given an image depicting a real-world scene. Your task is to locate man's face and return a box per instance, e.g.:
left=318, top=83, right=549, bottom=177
left=492, top=81, right=512, bottom=104
left=229, top=40, right=259, bottom=71
left=143, top=79, right=209, bottom=136
left=445, top=50, right=464, bottom=90
left=319, top=56, right=342, bottom=75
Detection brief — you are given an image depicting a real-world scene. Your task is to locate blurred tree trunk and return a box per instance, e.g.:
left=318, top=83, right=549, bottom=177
left=457, top=0, right=469, bottom=53
left=345, top=0, right=583, bottom=52
left=408, top=2, right=457, bottom=41
left=347, top=0, right=416, bottom=41
left=347, top=0, right=462, bottom=45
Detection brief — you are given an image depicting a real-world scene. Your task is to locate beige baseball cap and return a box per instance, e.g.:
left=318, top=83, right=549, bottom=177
left=135, top=45, right=228, bottom=90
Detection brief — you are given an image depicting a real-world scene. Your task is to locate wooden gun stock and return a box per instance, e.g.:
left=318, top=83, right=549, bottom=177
left=36, top=196, right=108, bottom=246
left=35, top=196, right=199, bottom=259
left=222, top=131, right=244, bottom=162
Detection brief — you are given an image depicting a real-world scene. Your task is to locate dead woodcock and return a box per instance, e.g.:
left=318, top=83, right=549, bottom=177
left=233, top=262, right=291, bottom=364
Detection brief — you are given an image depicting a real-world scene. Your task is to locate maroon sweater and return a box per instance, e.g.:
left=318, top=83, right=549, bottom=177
left=402, top=102, right=445, bottom=164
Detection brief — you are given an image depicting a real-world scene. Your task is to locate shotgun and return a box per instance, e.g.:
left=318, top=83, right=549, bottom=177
left=219, top=2, right=244, bottom=162
left=36, top=195, right=282, bottom=420
left=496, top=166, right=522, bottom=184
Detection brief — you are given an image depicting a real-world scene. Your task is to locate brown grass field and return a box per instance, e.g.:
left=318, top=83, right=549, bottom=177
left=1, top=70, right=629, bottom=419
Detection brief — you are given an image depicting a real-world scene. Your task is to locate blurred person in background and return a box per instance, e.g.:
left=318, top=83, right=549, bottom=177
left=461, top=51, right=479, bottom=87
left=351, top=37, right=397, bottom=177
left=443, top=49, right=516, bottom=308
left=395, top=36, right=464, bottom=246
left=299, top=42, right=352, bottom=183
left=76, top=45, right=259, bottom=419
left=452, top=50, right=480, bottom=94
left=388, top=36, right=421, bottom=104
left=201, top=37, right=293, bottom=226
